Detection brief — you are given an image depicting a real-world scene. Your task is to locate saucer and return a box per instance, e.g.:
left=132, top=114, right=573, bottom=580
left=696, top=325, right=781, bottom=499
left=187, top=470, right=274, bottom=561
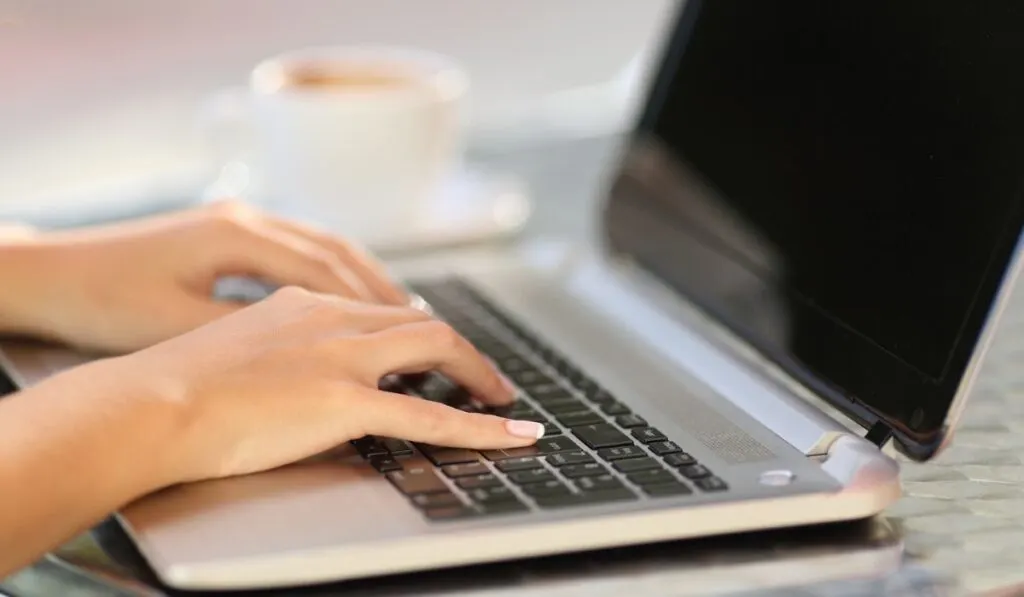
left=201, top=163, right=532, bottom=255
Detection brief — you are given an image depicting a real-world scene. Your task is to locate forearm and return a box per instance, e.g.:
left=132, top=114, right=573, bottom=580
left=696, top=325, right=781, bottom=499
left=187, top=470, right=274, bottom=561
left=0, top=236, right=72, bottom=340
left=0, top=239, right=45, bottom=337
left=0, top=359, right=177, bottom=576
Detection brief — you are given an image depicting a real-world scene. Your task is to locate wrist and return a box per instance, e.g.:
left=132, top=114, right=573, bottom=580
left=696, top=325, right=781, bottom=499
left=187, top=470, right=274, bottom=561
left=24, top=356, right=189, bottom=503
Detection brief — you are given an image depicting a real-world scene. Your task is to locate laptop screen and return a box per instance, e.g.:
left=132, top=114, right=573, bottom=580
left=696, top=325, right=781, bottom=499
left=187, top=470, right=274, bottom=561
left=604, top=0, right=1024, bottom=458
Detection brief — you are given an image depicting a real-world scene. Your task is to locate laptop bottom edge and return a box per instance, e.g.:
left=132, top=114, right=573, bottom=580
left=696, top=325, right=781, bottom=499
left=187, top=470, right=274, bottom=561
left=139, top=436, right=900, bottom=590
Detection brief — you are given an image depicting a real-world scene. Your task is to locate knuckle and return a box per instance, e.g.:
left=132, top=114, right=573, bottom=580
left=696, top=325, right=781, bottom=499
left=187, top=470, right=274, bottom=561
left=269, top=285, right=313, bottom=304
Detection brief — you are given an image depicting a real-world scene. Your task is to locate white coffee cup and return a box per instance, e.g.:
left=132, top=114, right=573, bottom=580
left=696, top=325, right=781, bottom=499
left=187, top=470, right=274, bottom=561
left=208, top=46, right=469, bottom=236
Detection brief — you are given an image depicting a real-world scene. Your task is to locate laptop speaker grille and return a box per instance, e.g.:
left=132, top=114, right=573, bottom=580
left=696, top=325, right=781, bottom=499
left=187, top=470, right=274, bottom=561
left=681, top=397, right=776, bottom=464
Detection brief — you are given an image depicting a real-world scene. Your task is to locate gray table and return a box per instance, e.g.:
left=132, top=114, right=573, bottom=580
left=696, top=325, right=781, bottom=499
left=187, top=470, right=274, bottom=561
left=4, top=136, right=1024, bottom=597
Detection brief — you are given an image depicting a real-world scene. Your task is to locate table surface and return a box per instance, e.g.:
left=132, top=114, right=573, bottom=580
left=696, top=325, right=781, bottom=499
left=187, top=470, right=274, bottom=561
left=3, top=136, right=1024, bottom=597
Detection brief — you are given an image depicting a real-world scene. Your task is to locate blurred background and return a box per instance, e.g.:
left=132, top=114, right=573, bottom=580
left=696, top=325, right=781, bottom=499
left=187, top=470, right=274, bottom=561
left=0, top=0, right=676, bottom=223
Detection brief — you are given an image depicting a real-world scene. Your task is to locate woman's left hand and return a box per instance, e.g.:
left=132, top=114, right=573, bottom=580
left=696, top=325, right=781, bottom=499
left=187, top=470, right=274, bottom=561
left=0, top=200, right=409, bottom=353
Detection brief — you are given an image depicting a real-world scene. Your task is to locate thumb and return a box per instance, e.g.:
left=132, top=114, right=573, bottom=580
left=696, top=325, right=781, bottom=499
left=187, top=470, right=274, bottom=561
left=355, top=389, right=545, bottom=449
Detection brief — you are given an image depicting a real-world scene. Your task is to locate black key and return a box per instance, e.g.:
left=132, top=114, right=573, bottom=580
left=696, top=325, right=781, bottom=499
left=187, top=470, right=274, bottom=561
left=535, top=488, right=637, bottom=509
left=506, top=402, right=537, bottom=417
left=613, top=458, right=661, bottom=473
left=600, top=401, right=631, bottom=416
left=442, top=462, right=489, bottom=478
left=536, top=436, right=582, bottom=454
left=499, top=357, right=531, bottom=373
left=508, top=468, right=556, bottom=485
left=573, top=378, right=600, bottom=395
left=370, top=456, right=403, bottom=472
left=556, top=410, right=604, bottom=427
left=512, top=410, right=549, bottom=423
left=421, top=447, right=480, bottom=466
left=529, top=385, right=575, bottom=403
left=378, top=375, right=406, bottom=393
left=495, top=457, right=542, bottom=472
left=411, top=492, right=462, bottom=509
left=597, top=445, right=647, bottom=461
left=546, top=355, right=571, bottom=374
left=543, top=422, right=563, bottom=436
left=381, top=438, right=414, bottom=456
left=663, top=453, right=698, bottom=467
left=467, top=486, right=519, bottom=504
left=695, top=476, right=729, bottom=492
left=560, top=462, right=608, bottom=478
left=575, top=474, right=625, bottom=492
left=477, top=500, right=530, bottom=516
left=615, top=414, right=647, bottom=428
left=387, top=467, right=448, bottom=495
left=509, top=369, right=554, bottom=387
left=586, top=390, right=617, bottom=405
left=626, top=469, right=678, bottom=486
left=457, top=474, right=504, bottom=489
left=520, top=480, right=572, bottom=498
left=680, top=465, right=712, bottom=479
left=492, top=403, right=537, bottom=420
left=478, top=343, right=515, bottom=361
left=546, top=450, right=595, bottom=467
left=352, top=437, right=387, bottom=458
left=416, top=373, right=470, bottom=405
left=425, top=506, right=475, bottom=521
left=483, top=446, right=540, bottom=461
left=643, top=482, right=694, bottom=497
left=632, top=428, right=667, bottom=444
left=541, top=398, right=589, bottom=414
left=574, top=424, right=633, bottom=449
left=650, top=441, right=682, bottom=456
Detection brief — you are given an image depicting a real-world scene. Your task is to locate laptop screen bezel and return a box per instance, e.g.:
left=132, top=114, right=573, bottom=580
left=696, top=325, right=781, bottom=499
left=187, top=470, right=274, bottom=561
left=600, top=0, right=1024, bottom=460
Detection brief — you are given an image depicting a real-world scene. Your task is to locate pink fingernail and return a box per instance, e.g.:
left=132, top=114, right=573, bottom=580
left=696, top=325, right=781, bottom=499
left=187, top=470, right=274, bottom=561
left=505, top=420, right=545, bottom=440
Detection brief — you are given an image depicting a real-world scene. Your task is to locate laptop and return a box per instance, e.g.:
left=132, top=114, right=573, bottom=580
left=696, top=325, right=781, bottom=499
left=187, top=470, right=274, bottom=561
left=3, top=0, right=1024, bottom=590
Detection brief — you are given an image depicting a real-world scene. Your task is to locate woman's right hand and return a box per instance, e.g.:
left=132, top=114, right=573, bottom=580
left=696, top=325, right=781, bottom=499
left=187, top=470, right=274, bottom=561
left=83, top=286, right=542, bottom=491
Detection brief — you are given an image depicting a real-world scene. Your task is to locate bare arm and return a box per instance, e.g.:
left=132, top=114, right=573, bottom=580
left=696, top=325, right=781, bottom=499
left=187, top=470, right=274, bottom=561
left=0, top=289, right=537, bottom=577
left=0, top=361, right=174, bottom=574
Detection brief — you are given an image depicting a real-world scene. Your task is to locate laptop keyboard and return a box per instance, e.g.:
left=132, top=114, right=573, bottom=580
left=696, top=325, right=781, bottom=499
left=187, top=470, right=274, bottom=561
left=351, top=278, right=728, bottom=521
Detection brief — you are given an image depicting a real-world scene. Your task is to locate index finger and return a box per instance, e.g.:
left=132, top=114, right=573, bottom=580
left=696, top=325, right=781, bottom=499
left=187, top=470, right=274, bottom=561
left=357, top=320, right=516, bottom=406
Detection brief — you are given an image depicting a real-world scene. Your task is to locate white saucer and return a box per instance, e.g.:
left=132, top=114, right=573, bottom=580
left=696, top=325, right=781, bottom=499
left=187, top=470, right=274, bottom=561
left=202, top=163, right=532, bottom=255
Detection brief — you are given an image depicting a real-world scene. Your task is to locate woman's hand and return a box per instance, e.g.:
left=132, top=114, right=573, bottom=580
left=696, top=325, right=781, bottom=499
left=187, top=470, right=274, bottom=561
left=83, top=286, right=541, bottom=487
left=0, top=288, right=539, bottom=575
left=0, top=200, right=408, bottom=353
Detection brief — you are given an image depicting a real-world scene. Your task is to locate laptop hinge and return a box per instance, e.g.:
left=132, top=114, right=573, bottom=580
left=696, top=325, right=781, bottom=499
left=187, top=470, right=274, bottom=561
left=865, top=421, right=894, bottom=449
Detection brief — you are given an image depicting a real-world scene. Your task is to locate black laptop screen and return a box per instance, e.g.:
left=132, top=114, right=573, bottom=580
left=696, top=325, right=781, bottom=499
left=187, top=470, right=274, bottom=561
left=604, top=0, right=1024, bottom=457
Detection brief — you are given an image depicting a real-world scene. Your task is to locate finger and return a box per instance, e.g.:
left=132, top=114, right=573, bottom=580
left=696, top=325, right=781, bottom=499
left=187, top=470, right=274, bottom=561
left=265, top=217, right=408, bottom=305
left=357, top=321, right=516, bottom=405
left=313, top=299, right=435, bottom=333
left=216, top=224, right=375, bottom=301
left=354, top=388, right=544, bottom=449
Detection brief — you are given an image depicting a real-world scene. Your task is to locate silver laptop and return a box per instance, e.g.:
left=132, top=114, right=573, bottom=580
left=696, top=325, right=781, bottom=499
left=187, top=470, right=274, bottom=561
left=4, top=1, right=1024, bottom=591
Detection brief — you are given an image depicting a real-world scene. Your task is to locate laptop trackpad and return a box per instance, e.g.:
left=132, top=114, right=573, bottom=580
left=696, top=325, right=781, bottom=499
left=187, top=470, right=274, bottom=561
left=121, top=457, right=428, bottom=567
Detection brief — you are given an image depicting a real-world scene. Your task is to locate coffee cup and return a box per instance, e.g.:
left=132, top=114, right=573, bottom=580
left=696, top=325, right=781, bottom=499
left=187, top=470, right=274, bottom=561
left=204, top=46, right=469, bottom=237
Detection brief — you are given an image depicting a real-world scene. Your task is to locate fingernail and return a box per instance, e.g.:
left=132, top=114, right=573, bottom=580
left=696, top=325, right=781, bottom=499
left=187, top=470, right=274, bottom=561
left=505, top=420, right=545, bottom=440
left=499, top=375, right=517, bottom=395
